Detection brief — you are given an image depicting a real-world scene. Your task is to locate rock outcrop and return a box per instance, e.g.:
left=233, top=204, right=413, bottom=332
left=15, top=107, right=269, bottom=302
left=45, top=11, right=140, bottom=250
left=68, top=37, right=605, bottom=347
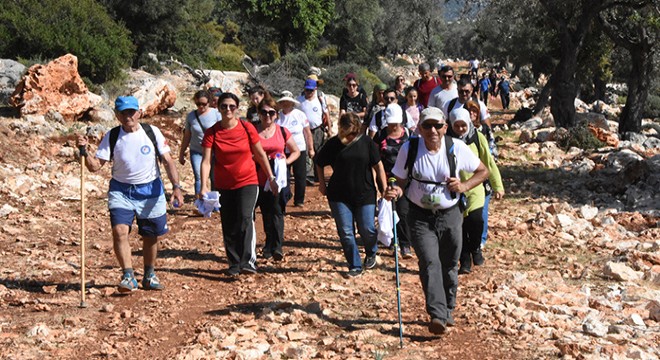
left=10, top=54, right=102, bottom=121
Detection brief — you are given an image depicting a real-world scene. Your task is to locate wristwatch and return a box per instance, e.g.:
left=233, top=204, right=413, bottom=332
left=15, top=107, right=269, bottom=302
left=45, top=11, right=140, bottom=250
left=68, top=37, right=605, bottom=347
left=173, top=184, right=183, bottom=191
left=269, top=175, right=276, bottom=181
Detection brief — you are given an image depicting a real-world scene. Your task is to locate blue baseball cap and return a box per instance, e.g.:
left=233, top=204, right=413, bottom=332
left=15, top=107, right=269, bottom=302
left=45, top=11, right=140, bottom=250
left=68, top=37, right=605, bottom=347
left=115, top=96, right=140, bottom=111
left=304, top=79, right=317, bottom=90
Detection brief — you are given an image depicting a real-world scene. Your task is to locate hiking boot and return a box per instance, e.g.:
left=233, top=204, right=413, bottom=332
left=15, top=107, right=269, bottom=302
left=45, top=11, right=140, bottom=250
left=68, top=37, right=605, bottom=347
left=117, top=274, right=138, bottom=294
left=401, top=247, right=413, bottom=259
left=458, top=261, right=472, bottom=275
left=142, top=273, right=164, bottom=291
left=364, top=255, right=377, bottom=269
left=446, top=312, right=456, bottom=327
left=472, top=248, right=485, bottom=266
left=428, top=318, right=447, bottom=334
left=273, top=251, right=284, bottom=261
left=240, top=266, right=257, bottom=275
left=347, top=268, right=362, bottom=278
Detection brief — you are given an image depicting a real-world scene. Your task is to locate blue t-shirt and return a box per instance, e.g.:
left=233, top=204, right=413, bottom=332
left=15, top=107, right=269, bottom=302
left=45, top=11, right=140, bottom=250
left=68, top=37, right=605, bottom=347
left=185, top=108, right=220, bottom=153
left=479, top=78, right=491, bottom=93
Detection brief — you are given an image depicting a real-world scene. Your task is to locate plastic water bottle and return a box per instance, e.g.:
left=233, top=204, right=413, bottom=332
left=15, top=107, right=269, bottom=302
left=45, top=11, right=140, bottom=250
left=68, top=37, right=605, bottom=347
left=173, top=199, right=181, bottom=208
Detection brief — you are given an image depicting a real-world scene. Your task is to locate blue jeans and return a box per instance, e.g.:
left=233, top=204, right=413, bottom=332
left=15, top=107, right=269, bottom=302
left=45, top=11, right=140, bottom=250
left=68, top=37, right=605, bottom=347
left=190, top=150, right=203, bottom=195
left=329, top=201, right=378, bottom=271
left=481, top=194, right=491, bottom=246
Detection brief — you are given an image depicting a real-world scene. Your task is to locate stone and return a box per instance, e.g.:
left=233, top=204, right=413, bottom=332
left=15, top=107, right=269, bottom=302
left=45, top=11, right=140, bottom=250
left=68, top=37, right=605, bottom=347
left=0, top=204, right=18, bottom=218
left=520, top=117, right=543, bottom=131
left=607, top=150, right=644, bottom=172
left=126, top=76, right=177, bottom=117
left=204, top=70, right=250, bottom=98
left=576, top=112, right=608, bottom=130
left=26, top=324, right=50, bottom=337
left=603, top=261, right=643, bottom=282
left=0, top=59, right=27, bottom=106
left=10, top=54, right=102, bottom=121
left=627, top=313, right=646, bottom=327
left=646, top=301, right=660, bottom=322
left=588, top=124, right=619, bottom=147
left=519, top=130, right=534, bottom=143
left=582, top=318, right=608, bottom=337
left=579, top=205, right=598, bottom=220
left=87, top=107, right=115, bottom=124
left=101, top=304, right=114, bottom=313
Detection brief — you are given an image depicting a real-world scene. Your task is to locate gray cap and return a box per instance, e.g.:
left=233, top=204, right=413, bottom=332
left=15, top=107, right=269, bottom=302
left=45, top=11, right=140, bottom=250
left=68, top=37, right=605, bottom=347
left=420, top=107, right=445, bottom=123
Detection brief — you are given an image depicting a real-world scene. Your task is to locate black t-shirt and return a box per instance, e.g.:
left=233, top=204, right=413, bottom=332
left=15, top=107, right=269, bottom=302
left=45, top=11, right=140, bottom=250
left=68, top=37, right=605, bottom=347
left=246, top=106, right=260, bottom=127
left=374, top=131, right=409, bottom=176
left=314, top=135, right=380, bottom=206
left=340, top=92, right=368, bottom=118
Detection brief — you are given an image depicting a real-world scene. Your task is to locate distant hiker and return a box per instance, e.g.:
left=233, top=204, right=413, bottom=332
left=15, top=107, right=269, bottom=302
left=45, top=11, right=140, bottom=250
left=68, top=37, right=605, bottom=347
left=488, top=70, right=498, bottom=102
left=477, top=73, right=491, bottom=106
left=199, top=92, right=277, bottom=276
left=254, top=97, right=300, bottom=261
left=365, top=83, right=388, bottom=132
left=339, top=75, right=368, bottom=121
left=77, top=95, right=184, bottom=293
left=367, top=89, right=412, bottom=139
left=413, top=63, right=440, bottom=108
left=178, top=90, right=220, bottom=195
left=314, top=113, right=387, bottom=278
left=393, top=75, right=407, bottom=105
left=296, top=77, right=329, bottom=184
left=443, top=78, right=491, bottom=129
left=447, top=108, right=504, bottom=275
left=427, top=65, right=458, bottom=109
left=496, top=75, right=512, bottom=110
left=277, top=92, right=313, bottom=207
left=246, top=85, right=268, bottom=127
left=469, top=58, right=480, bottom=77
left=385, top=107, right=489, bottom=334
left=402, top=86, right=423, bottom=133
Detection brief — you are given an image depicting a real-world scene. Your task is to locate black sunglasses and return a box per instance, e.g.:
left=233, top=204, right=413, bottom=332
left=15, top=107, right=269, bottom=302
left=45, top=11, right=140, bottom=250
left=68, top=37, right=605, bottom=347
left=385, top=96, right=397, bottom=102
left=421, top=122, right=446, bottom=130
left=260, top=109, right=278, bottom=117
left=220, top=104, right=237, bottom=111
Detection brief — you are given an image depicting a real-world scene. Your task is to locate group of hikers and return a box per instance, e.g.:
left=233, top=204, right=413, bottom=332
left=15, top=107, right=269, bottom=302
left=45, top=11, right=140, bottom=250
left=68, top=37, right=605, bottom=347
left=76, top=61, right=506, bottom=335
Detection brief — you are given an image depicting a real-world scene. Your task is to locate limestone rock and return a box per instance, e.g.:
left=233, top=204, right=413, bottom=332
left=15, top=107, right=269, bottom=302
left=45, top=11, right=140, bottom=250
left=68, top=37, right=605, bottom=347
left=603, top=261, right=643, bottom=282
left=205, top=70, right=250, bottom=97
left=0, top=59, right=26, bottom=106
left=127, top=76, right=177, bottom=117
left=10, top=54, right=102, bottom=121
left=520, top=117, right=543, bottom=131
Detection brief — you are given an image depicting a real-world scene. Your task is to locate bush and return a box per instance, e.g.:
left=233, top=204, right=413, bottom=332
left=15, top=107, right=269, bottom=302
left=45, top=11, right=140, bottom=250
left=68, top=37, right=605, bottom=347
left=208, top=44, right=246, bottom=72
left=643, top=94, right=660, bottom=118
left=0, top=0, right=135, bottom=83
left=557, top=126, right=604, bottom=150
left=393, top=58, right=412, bottom=67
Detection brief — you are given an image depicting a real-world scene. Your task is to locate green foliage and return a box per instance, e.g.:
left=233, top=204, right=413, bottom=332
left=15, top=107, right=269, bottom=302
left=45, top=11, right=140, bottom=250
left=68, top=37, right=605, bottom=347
left=208, top=44, right=246, bottom=72
left=557, top=126, right=604, bottom=150
left=315, top=46, right=339, bottom=64
left=643, top=94, right=660, bottom=118
left=393, top=58, right=412, bottom=66
left=0, top=0, right=134, bottom=83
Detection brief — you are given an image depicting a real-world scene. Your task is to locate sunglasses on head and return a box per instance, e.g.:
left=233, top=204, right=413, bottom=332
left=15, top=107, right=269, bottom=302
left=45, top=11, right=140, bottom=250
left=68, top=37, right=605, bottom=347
left=421, top=122, right=446, bottom=130
left=259, top=109, right=278, bottom=117
left=220, top=104, right=237, bottom=111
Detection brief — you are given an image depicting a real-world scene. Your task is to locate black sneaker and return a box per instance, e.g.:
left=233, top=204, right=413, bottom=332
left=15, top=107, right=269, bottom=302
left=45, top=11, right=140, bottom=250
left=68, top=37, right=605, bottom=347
left=347, top=268, right=362, bottom=278
left=227, top=267, right=240, bottom=276
left=472, top=249, right=485, bottom=266
left=428, top=318, right=447, bottom=334
left=458, top=263, right=472, bottom=275
left=273, top=251, right=284, bottom=261
left=364, top=255, right=377, bottom=269
left=240, top=266, right=257, bottom=275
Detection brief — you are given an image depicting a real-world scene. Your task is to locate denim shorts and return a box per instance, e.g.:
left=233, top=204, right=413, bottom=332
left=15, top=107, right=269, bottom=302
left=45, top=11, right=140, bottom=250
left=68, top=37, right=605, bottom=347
left=108, top=178, right=168, bottom=237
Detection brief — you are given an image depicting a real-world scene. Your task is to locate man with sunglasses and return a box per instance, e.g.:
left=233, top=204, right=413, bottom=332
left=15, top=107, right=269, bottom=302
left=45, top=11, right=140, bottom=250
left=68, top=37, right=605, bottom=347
left=428, top=65, right=458, bottom=110
left=385, top=107, right=488, bottom=335
left=443, top=78, right=491, bottom=128
left=297, top=78, right=330, bottom=184
left=367, top=89, right=412, bottom=138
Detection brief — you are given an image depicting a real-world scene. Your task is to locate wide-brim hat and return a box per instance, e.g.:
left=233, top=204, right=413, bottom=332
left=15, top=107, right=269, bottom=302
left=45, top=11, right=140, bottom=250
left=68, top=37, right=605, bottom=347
left=277, top=96, right=300, bottom=106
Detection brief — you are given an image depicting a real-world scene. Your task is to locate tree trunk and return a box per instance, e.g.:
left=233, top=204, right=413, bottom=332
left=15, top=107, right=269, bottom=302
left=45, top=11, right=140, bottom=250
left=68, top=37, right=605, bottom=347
left=533, top=80, right=552, bottom=116
left=619, top=45, right=652, bottom=134
left=593, top=73, right=606, bottom=101
left=511, top=63, right=522, bottom=78
left=549, top=36, right=580, bottom=128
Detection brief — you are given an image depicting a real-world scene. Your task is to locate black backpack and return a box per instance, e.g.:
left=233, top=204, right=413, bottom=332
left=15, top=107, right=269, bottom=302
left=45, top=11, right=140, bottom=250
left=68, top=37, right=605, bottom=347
left=109, top=123, right=161, bottom=163
left=404, top=135, right=457, bottom=199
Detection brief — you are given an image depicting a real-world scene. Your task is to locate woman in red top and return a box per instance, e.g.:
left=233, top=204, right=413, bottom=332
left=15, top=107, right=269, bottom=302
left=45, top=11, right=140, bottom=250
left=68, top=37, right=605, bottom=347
left=254, top=97, right=300, bottom=261
left=200, top=92, right=277, bottom=276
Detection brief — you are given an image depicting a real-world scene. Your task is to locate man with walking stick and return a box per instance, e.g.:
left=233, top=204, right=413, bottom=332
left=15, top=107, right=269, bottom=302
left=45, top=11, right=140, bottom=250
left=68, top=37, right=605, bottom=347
left=385, top=107, right=488, bottom=334
left=77, top=96, right=183, bottom=293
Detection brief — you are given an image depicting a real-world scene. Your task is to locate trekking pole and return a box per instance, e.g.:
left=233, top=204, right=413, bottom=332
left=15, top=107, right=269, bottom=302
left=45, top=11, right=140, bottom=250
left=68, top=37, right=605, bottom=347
left=78, top=144, right=88, bottom=308
left=388, top=177, right=404, bottom=348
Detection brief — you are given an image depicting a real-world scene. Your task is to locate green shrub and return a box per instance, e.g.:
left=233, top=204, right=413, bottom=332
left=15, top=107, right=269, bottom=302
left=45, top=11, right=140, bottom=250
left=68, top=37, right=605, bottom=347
left=643, top=94, right=660, bottom=118
left=137, top=53, right=163, bottom=75
left=393, top=58, right=412, bottom=67
left=557, top=126, right=605, bottom=150
left=208, top=44, right=246, bottom=72
left=0, top=0, right=135, bottom=83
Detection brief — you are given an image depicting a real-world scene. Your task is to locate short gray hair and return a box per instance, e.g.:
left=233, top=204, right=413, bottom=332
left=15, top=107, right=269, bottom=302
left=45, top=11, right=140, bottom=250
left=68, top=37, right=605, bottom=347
left=418, top=63, right=431, bottom=72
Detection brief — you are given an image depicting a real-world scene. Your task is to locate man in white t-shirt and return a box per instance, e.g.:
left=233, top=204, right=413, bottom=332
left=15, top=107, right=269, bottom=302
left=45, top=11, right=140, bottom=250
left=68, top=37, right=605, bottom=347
left=384, top=107, right=488, bottom=335
left=297, top=78, right=329, bottom=183
left=77, top=96, right=183, bottom=294
left=443, top=78, right=491, bottom=128
left=428, top=65, right=458, bottom=109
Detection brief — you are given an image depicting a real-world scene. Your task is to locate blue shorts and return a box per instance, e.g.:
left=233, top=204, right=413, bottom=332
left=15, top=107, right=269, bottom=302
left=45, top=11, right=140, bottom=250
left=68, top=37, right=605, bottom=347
left=108, top=178, right=169, bottom=237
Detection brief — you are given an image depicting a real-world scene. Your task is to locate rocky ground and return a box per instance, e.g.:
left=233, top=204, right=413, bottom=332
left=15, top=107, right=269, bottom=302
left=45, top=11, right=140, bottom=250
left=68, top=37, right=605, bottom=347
left=0, top=98, right=659, bottom=360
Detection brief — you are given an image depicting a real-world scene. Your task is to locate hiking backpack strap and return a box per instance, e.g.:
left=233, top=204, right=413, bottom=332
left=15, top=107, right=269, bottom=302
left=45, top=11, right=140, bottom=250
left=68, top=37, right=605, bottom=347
left=109, top=126, right=121, bottom=161
left=239, top=120, right=253, bottom=144
left=445, top=135, right=457, bottom=199
left=404, top=137, right=419, bottom=178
